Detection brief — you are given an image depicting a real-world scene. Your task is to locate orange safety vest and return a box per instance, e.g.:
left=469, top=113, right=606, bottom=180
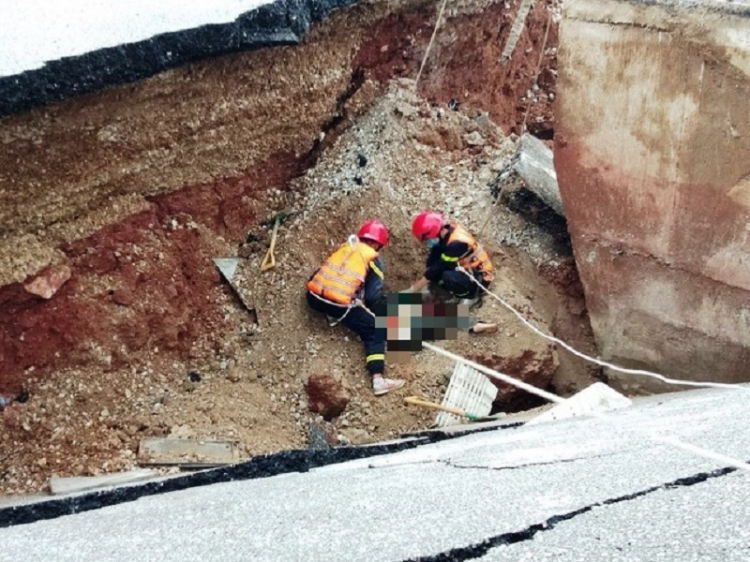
left=307, top=239, right=379, bottom=305
left=446, top=223, right=495, bottom=281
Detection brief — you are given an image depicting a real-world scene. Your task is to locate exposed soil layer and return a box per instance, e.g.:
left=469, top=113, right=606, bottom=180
left=0, top=0, right=581, bottom=497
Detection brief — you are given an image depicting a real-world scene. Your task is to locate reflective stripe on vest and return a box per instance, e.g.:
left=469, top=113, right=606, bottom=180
left=446, top=223, right=495, bottom=281
left=307, top=240, right=379, bottom=305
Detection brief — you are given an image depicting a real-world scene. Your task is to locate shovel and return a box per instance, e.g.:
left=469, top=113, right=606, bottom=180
left=260, top=210, right=294, bottom=273
left=260, top=216, right=280, bottom=272
left=404, top=396, right=505, bottom=422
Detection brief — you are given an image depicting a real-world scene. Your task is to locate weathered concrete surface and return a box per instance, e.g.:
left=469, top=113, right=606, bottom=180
left=555, top=0, right=750, bottom=392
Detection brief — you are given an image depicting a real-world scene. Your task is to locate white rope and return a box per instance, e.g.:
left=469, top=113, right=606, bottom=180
left=458, top=267, right=750, bottom=393
left=649, top=434, right=750, bottom=473
left=421, top=341, right=750, bottom=472
left=415, top=0, right=449, bottom=89
left=423, top=341, right=563, bottom=404
left=521, top=2, right=553, bottom=134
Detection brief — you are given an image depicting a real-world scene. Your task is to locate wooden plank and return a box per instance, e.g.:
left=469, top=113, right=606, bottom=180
left=49, top=469, right=158, bottom=496
left=137, top=438, right=239, bottom=468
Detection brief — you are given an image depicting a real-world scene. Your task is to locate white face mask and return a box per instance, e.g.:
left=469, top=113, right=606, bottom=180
left=425, top=237, right=439, bottom=248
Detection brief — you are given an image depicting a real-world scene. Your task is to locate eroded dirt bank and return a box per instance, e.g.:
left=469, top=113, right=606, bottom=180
left=0, top=0, right=588, bottom=495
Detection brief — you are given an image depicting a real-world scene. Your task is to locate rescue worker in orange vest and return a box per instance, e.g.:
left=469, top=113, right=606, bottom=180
left=306, top=220, right=405, bottom=396
left=405, top=210, right=495, bottom=306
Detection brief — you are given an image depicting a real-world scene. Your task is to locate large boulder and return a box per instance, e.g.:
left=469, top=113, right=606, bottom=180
left=304, top=372, right=351, bottom=420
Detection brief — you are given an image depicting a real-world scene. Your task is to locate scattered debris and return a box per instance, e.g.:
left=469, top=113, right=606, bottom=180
left=0, top=391, right=27, bottom=412
left=308, top=418, right=340, bottom=450
left=304, top=373, right=351, bottom=421
left=23, top=265, right=72, bottom=299
left=470, top=320, right=499, bottom=334
left=239, top=227, right=269, bottom=256
left=0, top=70, right=588, bottom=496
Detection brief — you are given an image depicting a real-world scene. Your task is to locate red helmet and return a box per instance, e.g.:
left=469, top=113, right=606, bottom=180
left=357, top=220, right=389, bottom=247
left=412, top=211, right=445, bottom=241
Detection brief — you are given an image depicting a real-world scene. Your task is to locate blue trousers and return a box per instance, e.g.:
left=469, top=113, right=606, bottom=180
left=306, top=292, right=385, bottom=376
left=431, top=268, right=489, bottom=299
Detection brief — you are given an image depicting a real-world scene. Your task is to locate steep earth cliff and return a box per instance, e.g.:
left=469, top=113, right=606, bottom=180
left=555, top=0, right=750, bottom=392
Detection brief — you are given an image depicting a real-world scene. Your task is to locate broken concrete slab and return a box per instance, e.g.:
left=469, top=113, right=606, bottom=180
left=513, top=134, right=563, bottom=216
left=525, top=382, right=632, bottom=426
left=491, top=133, right=562, bottom=217
left=137, top=438, right=239, bottom=468
left=500, top=0, right=535, bottom=63
left=490, top=133, right=570, bottom=252
left=49, top=469, right=159, bottom=496
left=213, top=257, right=240, bottom=281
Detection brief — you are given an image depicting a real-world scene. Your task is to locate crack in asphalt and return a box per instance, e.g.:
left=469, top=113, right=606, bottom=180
left=572, top=16, right=672, bottom=33
left=404, top=464, right=738, bottom=561
left=436, top=450, right=622, bottom=472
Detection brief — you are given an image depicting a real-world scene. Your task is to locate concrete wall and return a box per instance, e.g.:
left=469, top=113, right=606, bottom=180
left=555, top=0, right=750, bottom=391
